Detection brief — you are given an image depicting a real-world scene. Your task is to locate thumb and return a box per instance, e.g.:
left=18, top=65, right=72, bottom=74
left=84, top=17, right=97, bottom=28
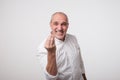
left=51, top=31, right=55, bottom=38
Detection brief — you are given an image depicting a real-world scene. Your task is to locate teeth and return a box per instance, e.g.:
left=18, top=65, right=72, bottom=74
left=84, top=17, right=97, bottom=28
left=56, top=30, right=64, bottom=33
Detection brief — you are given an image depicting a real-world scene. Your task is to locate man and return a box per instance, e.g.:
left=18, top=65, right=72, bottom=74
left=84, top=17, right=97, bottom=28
left=37, top=12, right=87, bottom=80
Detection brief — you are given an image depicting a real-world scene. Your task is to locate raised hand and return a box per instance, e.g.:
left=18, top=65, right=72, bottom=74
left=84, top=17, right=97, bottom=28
left=44, top=34, right=56, bottom=53
left=45, top=33, right=58, bottom=76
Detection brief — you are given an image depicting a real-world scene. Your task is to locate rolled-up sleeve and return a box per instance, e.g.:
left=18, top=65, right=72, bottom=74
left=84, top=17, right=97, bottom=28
left=37, top=40, right=59, bottom=80
left=44, top=68, right=58, bottom=80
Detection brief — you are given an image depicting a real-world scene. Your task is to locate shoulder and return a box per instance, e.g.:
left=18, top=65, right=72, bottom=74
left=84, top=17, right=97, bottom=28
left=66, top=34, right=80, bottom=47
left=66, top=34, right=78, bottom=41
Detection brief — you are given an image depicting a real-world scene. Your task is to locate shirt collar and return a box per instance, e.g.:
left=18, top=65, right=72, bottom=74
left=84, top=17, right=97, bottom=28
left=55, top=34, right=68, bottom=45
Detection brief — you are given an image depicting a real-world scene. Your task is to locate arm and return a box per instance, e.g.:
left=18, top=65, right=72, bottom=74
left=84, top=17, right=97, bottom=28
left=76, top=39, right=87, bottom=80
left=46, top=51, right=57, bottom=76
left=45, top=35, right=58, bottom=76
left=78, top=47, right=87, bottom=80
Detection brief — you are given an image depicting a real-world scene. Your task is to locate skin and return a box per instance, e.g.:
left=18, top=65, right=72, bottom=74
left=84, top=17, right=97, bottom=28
left=44, top=12, right=87, bottom=80
left=50, top=12, right=69, bottom=41
left=45, top=12, right=68, bottom=76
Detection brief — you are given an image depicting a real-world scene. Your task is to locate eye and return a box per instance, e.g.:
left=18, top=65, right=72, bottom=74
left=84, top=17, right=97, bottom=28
left=61, top=22, right=68, bottom=26
left=53, top=22, right=58, bottom=26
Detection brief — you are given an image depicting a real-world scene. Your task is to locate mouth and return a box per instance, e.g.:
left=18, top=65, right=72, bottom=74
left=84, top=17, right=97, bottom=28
left=54, top=30, right=65, bottom=40
left=55, top=30, right=64, bottom=34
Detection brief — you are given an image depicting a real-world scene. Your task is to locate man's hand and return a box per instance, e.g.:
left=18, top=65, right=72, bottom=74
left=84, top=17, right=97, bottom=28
left=45, top=34, right=58, bottom=76
left=45, top=34, right=56, bottom=53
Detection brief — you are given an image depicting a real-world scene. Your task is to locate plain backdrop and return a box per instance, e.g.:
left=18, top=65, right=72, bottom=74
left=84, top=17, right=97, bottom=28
left=0, top=0, right=120, bottom=80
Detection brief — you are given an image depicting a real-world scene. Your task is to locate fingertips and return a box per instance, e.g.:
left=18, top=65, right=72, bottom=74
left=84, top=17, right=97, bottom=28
left=50, top=31, right=55, bottom=38
left=50, top=35, right=55, bottom=45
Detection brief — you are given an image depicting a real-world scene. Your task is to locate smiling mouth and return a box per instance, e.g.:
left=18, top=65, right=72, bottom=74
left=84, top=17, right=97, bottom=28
left=56, top=30, right=64, bottom=33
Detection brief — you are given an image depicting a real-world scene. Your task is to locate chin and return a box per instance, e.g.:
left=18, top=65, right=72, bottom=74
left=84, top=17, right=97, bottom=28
left=55, top=35, right=65, bottom=41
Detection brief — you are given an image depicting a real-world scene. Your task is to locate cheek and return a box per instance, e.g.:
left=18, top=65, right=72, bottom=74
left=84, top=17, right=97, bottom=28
left=63, top=27, right=68, bottom=31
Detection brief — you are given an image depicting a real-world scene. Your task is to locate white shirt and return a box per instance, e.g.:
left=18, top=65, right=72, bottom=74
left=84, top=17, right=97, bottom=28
left=37, top=34, right=85, bottom=80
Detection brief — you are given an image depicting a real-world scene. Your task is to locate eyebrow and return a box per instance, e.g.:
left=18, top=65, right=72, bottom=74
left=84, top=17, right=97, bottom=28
left=52, top=21, right=69, bottom=26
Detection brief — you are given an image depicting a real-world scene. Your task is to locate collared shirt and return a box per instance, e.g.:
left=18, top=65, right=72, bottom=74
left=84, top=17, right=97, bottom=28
left=37, top=34, right=85, bottom=80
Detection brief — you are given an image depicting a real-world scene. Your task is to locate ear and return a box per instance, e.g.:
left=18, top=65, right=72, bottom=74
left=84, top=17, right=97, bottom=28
left=50, top=22, right=52, bottom=29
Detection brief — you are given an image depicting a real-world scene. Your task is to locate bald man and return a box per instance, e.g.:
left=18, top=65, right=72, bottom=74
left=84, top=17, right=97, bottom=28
left=37, top=12, right=87, bottom=80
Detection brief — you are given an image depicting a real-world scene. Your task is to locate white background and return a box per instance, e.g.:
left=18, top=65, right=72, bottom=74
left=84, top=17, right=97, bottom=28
left=0, top=0, right=120, bottom=80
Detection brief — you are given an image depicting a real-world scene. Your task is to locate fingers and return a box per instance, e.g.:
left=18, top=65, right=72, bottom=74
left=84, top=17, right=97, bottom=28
left=50, top=31, right=55, bottom=45
left=45, top=33, right=56, bottom=52
left=47, top=34, right=55, bottom=47
left=45, top=35, right=51, bottom=48
left=50, top=35, right=55, bottom=46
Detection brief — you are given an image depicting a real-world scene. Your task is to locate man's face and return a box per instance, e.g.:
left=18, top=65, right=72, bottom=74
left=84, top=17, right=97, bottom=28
left=50, top=14, right=69, bottom=41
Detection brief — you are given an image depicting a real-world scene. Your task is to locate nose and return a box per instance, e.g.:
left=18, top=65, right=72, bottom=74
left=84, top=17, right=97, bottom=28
left=57, top=24, right=62, bottom=30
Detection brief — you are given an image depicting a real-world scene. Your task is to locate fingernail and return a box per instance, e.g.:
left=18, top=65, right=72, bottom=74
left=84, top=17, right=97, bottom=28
left=51, top=31, right=53, bottom=34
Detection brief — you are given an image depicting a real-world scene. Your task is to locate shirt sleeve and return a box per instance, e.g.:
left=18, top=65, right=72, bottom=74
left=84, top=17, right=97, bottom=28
left=73, top=35, right=85, bottom=74
left=37, top=40, right=59, bottom=80
left=37, top=52, right=59, bottom=80
left=78, top=48, right=85, bottom=73
left=44, top=68, right=59, bottom=80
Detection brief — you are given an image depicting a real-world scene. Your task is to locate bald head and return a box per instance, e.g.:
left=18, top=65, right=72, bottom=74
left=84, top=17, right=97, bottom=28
left=49, top=12, right=69, bottom=41
left=50, top=12, right=69, bottom=23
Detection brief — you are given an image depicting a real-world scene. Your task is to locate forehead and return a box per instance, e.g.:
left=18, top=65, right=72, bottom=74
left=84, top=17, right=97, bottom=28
left=51, top=14, right=68, bottom=23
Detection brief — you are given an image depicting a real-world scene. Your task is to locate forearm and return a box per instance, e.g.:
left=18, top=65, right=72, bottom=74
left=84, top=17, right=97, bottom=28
left=82, top=73, right=87, bottom=80
left=46, top=52, right=57, bottom=76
